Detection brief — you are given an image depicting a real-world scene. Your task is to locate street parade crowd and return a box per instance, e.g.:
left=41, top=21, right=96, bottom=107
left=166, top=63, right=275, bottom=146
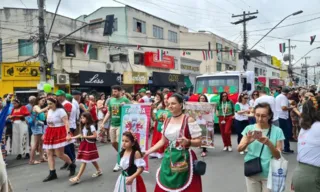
left=0, top=84, right=319, bottom=192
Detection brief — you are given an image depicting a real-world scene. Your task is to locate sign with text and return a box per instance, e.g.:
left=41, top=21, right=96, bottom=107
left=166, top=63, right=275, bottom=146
left=119, top=104, right=151, bottom=171
left=144, top=52, right=175, bottom=69
left=152, top=72, right=185, bottom=86
left=79, top=71, right=120, bottom=87
left=123, top=72, right=148, bottom=84
left=185, top=102, right=216, bottom=148
left=1, top=62, right=40, bottom=81
left=181, top=64, right=200, bottom=72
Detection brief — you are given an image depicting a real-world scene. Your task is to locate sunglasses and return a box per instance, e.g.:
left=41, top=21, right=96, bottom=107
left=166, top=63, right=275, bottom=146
left=244, top=97, right=249, bottom=99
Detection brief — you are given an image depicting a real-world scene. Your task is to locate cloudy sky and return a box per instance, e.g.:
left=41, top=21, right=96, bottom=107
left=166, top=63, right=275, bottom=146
left=2, top=0, right=320, bottom=69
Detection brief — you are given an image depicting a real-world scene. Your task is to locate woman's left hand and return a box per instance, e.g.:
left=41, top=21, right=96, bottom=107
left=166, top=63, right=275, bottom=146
left=177, top=136, right=191, bottom=148
left=257, top=136, right=270, bottom=145
left=126, top=176, right=134, bottom=185
left=66, top=135, right=71, bottom=141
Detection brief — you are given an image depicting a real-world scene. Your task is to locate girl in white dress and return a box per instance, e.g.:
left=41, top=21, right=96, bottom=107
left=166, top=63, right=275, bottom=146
left=113, top=131, right=146, bottom=192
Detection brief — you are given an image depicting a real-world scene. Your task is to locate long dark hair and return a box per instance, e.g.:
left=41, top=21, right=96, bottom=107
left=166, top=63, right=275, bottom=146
left=12, top=99, right=22, bottom=108
left=254, top=102, right=273, bottom=125
left=251, top=91, right=259, bottom=99
left=301, top=96, right=320, bottom=130
left=238, top=92, right=248, bottom=103
left=219, top=92, right=229, bottom=104
left=155, top=93, right=165, bottom=108
left=120, top=131, right=143, bottom=158
left=169, top=93, right=184, bottom=111
left=80, top=112, right=95, bottom=135
left=198, top=94, right=208, bottom=103
left=47, top=97, right=63, bottom=109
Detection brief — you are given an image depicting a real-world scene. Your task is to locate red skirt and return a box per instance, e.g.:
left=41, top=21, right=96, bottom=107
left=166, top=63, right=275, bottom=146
left=154, top=150, right=202, bottom=192
left=150, top=121, right=165, bottom=158
left=43, top=126, right=67, bottom=149
left=77, top=140, right=99, bottom=163
left=136, top=175, right=147, bottom=192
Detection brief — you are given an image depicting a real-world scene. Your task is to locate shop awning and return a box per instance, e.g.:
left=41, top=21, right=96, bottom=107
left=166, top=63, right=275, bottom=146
left=184, top=76, right=193, bottom=88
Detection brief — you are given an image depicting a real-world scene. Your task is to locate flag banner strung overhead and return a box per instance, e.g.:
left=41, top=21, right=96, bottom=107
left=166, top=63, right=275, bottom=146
left=119, top=104, right=151, bottom=172
left=202, top=50, right=213, bottom=60
left=279, top=43, right=286, bottom=53
left=310, top=35, right=316, bottom=45
left=157, top=49, right=164, bottom=61
left=137, top=45, right=141, bottom=50
left=83, top=43, right=91, bottom=55
left=185, top=102, right=216, bottom=148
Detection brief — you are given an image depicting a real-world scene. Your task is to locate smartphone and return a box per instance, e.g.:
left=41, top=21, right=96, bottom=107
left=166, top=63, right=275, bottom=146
left=253, top=130, right=262, bottom=139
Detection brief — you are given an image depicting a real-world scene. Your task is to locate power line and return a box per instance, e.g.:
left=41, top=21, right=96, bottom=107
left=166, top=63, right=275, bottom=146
left=19, top=0, right=27, bottom=8
left=46, top=0, right=62, bottom=45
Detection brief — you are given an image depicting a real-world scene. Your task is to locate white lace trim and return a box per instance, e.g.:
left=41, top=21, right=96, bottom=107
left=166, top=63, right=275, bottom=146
left=43, top=141, right=68, bottom=149
left=156, top=149, right=194, bottom=192
left=76, top=158, right=99, bottom=163
left=134, top=158, right=146, bottom=168
left=149, top=152, right=164, bottom=159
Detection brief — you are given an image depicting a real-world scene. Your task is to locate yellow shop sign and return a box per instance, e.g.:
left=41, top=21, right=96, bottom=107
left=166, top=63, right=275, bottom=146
left=1, top=62, right=41, bottom=80
left=123, top=72, right=148, bottom=84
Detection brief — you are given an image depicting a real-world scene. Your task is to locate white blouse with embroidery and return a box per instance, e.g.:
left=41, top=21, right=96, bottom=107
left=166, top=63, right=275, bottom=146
left=162, top=121, right=202, bottom=143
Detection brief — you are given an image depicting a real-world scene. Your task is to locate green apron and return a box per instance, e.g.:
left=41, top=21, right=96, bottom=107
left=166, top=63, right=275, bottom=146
left=157, top=147, right=192, bottom=190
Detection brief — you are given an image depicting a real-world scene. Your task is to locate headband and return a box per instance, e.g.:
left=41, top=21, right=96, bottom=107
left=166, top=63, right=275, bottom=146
left=13, top=99, right=20, bottom=104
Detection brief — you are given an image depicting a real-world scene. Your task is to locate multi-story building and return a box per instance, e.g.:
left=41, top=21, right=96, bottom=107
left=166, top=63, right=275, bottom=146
left=77, top=5, right=182, bottom=93
left=0, top=7, right=110, bottom=98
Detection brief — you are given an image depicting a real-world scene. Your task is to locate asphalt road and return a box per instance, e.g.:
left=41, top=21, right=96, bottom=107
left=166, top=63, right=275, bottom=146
left=6, top=135, right=297, bottom=192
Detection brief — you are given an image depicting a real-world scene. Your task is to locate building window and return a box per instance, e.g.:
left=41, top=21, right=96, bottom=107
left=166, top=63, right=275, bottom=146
left=216, top=62, right=222, bottom=71
left=168, top=30, right=178, bottom=43
left=232, top=49, right=237, bottom=61
left=18, top=39, right=33, bottom=56
left=259, top=68, right=262, bottom=75
left=133, top=18, right=146, bottom=34
left=89, top=48, right=98, bottom=60
left=65, top=44, right=76, bottom=57
left=255, top=67, right=259, bottom=76
left=174, top=58, right=179, bottom=69
left=134, top=52, right=144, bottom=65
left=216, top=43, right=222, bottom=61
left=225, top=47, right=230, bottom=60
left=110, top=54, right=128, bottom=62
left=153, top=25, right=163, bottom=39
left=113, top=18, right=118, bottom=32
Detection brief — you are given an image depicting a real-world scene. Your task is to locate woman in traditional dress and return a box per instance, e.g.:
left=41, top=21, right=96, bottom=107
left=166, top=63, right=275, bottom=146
left=149, top=93, right=171, bottom=159
left=145, top=93, right=203, bottom=192
left=42, top=98, right=76, bottom=182
left=8, top=99, right=30, bottom=160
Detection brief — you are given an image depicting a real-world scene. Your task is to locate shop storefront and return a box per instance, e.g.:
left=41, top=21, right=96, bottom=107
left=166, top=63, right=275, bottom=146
left=75, top=71, right=121, bottom=95
left=180, top=58, right=201, bottom=92
left=123, top=71, right=149, bottom=93
left=0, top=62, right=40, bottom=104
left=151, top=72, right=185, bottom=92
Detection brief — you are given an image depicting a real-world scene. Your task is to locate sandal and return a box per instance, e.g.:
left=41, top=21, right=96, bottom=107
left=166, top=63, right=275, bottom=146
left=201, top=152, right=207, bottom=157
left=69, top=177, right=80, bottom=184
left=29, top=160, right=41, bottom=165
left=92, top=170, right=103, bottom=178
left=39, top=159, right=48, bottom=162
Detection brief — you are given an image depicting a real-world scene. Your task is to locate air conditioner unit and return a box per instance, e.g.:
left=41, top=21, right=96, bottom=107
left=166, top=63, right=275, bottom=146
left=106, top=63, right=114, bottom=71
left=56, top=73, right=70, bottom=85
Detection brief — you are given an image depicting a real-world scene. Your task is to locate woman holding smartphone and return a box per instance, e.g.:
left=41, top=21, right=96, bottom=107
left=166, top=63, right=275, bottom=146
left=238, top=102, right=285, bottom=192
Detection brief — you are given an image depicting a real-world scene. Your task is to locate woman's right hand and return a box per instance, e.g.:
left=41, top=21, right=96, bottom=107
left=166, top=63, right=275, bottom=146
left=246, top=131, right=255, bottom=144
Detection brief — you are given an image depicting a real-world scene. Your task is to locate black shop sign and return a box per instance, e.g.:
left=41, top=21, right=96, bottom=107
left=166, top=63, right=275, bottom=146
left=152, top=72, right=185, bottom=86
left=79, top=71, right=120, bottom=87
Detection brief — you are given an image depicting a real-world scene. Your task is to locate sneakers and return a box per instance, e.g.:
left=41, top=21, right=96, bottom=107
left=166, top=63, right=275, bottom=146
left=240, top=151, right=245, bottom=155
left=223, top=147, right=228, bottom=151
left=228, top=146, right=233, bottom=152
left=282, top=149, right=294, bottom=154
left=113, top=163, right=121, bottom=172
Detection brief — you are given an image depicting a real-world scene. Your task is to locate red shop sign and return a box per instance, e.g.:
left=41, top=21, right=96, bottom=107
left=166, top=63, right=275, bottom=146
left=269, top=78, right=280, bottom=86
left=144, top=52, right=175, bottom=69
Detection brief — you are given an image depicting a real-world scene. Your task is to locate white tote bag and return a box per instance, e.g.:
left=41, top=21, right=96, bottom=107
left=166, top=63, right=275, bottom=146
left=267, top=154, right=288, bottom=192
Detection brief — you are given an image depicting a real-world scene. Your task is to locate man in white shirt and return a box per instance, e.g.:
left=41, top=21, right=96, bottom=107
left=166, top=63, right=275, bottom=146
left=138, top=89, right=151, bottom=103
left=71, top=90, right=81, bottom=121
left=275, top=87, right=293, bottom=153
left=254, top=90, right=279, bottom=126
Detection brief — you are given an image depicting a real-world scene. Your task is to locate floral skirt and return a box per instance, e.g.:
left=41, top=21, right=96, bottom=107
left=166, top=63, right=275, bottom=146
left=43, top=126, right=67, bottom=149
left=76, top=140, right=99, bottom=163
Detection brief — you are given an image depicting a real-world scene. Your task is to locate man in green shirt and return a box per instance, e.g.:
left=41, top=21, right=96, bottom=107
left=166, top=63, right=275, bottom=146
left=100, top=85, right=130, bottom=172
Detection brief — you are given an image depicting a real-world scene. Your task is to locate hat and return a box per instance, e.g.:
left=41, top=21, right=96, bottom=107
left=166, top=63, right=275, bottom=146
left=66, top=94, right=73, bottom=101
left=282, top=87, right=290, bottom=93
left=139, top=88, right=146, bottom=93
left=146, top=90, right=151, bottom=94
left=55, top=90, right=66, bottom=96
left=71, top=90, right=81, bottom=95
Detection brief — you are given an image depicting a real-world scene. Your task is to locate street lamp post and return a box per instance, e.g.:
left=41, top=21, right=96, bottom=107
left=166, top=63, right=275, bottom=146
left=250, top=10, right=303, bottom=50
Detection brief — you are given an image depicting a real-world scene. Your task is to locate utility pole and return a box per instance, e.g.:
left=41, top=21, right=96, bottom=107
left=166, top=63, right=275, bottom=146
left=38, top=0, right=48, bottom=82
left=208, top=41, right=211, bottom=73
left=287, top=39, right=297, bottom=84
left=303, top=57, right=311, bottom=85
left=232, top=11, right=258, bottom=71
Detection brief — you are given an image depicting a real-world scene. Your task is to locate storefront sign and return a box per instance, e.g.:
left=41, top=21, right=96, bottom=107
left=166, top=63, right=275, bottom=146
left=79, top=71, right=120, bottom=87
left=144, top=52, right=175, bottom=69
left=1, top=62, right=40, bottom=81
left=181, top=64, right=200, bottom=72
left=269, top=78, right=285, bottom=87
left=123, top=72, right=148, bottom=84
left=152, top=72, right=185, bottom=86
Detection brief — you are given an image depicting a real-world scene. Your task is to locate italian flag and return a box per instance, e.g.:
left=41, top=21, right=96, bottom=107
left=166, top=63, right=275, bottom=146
left=279, top=43, right=286, bottom=53
left=83, top=43, right=91, bottom=55
left=202, top=50, right=213, bottom=60
left=157, top=49, right=164, bottom=61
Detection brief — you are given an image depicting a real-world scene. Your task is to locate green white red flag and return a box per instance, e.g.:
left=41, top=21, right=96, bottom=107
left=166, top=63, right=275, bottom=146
left=202, top=50, right=213, bottom=60
left=157, top=49, right=164, bottom=61
left=310, top=35, right=316, bottom=45
left=279, top=43, right=286, bottom=53
left=83, top=43, right=91, bottom=55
